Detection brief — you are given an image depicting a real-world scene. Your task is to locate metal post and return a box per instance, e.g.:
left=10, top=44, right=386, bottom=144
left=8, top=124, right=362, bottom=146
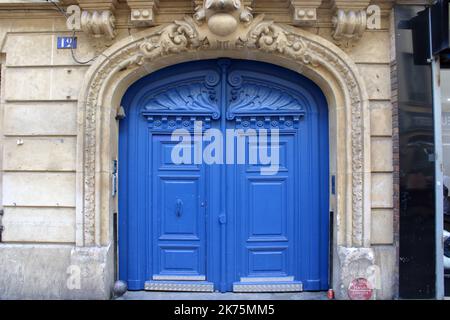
left=430, top=6, right=445, bottom=298
left=432, top=56, right=445, bottom=300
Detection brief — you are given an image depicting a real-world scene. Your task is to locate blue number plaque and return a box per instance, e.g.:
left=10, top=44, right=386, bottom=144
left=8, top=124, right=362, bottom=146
left=57, top=37, right=77, bottom=49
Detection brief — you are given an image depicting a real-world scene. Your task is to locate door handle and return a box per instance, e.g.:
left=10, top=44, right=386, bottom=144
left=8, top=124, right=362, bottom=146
left=175, top=199, right=183, bottom=218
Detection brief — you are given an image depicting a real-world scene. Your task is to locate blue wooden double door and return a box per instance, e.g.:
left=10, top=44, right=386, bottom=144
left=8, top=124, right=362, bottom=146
left=119, top=59, right=329, bottom=292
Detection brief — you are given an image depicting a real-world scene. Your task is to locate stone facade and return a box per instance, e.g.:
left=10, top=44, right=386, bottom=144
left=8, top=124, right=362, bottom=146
left=0, top=0, right=403, bottom=299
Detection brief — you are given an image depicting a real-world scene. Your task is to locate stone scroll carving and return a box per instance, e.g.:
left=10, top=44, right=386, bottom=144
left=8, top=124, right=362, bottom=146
left=81, top=10, right=116, bottom=39
left=330, top=0, right=371, bottom=46
left=332, top=9, right=367, bottom=45
left=80, top=5, right=369, bottom=247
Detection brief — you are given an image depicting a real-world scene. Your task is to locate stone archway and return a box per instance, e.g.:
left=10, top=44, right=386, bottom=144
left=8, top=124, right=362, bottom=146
left=73, top=7, right=373, bottom=299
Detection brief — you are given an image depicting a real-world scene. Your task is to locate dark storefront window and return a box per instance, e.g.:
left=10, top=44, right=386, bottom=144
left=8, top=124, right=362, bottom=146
left=395, top=6, right=437, bottom=299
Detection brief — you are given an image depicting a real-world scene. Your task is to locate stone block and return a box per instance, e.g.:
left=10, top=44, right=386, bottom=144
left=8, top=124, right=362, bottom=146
left=371, top=173, right=393, bottom=208
left=0, top=244, right=73, bottom=299
left=5, top=34, right=53, bottom=66
left=373, top=245, right=396, bottom=299
left=357, top=64, right=391, bottom=100
left=370, top=101, right=392, bottom=136
left=0, top=244, right=113, bottom=299
left=3, top=137, right=76, bottom=171
left=68, top=245, right=114, bottom=300
left=349, top=31, right=391, bottom=64
left=3, top=102, right=77, bottom=136
left=2, top=207, right=75, bottom=243
left=3, top=172, right=76, bottom=207
left=371, top=137, right=393, bottom=172
left=4, top=67, right=87, bottom=101
left=371, top=209, right=394, bottom=245
left=336, top=246, right=377, bottom=300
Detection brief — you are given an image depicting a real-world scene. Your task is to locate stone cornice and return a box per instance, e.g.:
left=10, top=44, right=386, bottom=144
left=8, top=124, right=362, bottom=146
left=0, top=0, right=424, bottom=11
left=77, top=0, right=117, bottom=11
left=0, top=1, right=403, bottom=41
left=331, top=0, right=371, bottom=10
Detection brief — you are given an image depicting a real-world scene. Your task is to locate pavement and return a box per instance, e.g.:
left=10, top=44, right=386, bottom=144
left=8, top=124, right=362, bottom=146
left=116, top=291, right=328, bottom=300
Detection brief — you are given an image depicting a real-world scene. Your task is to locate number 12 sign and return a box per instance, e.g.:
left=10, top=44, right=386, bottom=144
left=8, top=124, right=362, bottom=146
left=57, top=37, right=77, bottom=49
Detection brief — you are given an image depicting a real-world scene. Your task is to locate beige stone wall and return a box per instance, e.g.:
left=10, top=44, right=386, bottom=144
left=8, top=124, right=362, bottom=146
left=0, top=17, right=86, bottom=244
left=0, top=5, right=132, bottom=243
left=314, top=6, right=395, bottom=247
left=0, top=0, right=395, bottom=245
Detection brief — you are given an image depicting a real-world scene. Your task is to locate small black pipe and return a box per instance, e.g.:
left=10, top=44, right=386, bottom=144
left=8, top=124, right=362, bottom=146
left=114, top=212, right=118, bottom=280
left=329, top=210, right=334, bottom=287
left=0, top=209, right=4, bottom=243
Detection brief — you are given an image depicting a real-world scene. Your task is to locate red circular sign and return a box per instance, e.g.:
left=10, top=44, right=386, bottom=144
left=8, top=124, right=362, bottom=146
left=348, top=278, right=373, bottom=300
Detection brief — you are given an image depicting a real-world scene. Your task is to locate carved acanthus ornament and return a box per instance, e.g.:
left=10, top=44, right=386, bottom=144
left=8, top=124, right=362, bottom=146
left=137, top=14, right=319, bottom=67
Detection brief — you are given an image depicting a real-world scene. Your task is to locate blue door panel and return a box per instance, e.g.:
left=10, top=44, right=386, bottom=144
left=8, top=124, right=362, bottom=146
left=157, top=177, right=202, bottom=239
left=151, top=134, right=207, bottom=279
left=158, top=245, right=201, bottom=274
left=248, top=246, right=288, bottom=275
left=249, top=180, right=286, bottom=237
left=234, top=132, right=296, bottom=280
left=119, top=59, right=329, bottom=291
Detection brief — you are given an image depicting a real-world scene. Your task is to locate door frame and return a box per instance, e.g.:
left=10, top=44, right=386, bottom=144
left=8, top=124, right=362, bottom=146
left=118, top=59, right=330, bottom=292
left=74, top=19, right=373, bottom=299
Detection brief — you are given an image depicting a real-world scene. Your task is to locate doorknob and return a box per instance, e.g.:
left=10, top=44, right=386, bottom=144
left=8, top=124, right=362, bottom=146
left=175, top=199, right=183, bottom=218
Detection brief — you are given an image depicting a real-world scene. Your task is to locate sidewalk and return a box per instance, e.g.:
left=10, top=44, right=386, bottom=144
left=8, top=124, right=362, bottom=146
left=116, top=292, right=328, bottom=300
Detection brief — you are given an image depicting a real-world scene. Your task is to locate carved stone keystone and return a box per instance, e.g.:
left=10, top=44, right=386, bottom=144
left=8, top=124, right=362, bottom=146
left=194, top=0, right=253, bottom=37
